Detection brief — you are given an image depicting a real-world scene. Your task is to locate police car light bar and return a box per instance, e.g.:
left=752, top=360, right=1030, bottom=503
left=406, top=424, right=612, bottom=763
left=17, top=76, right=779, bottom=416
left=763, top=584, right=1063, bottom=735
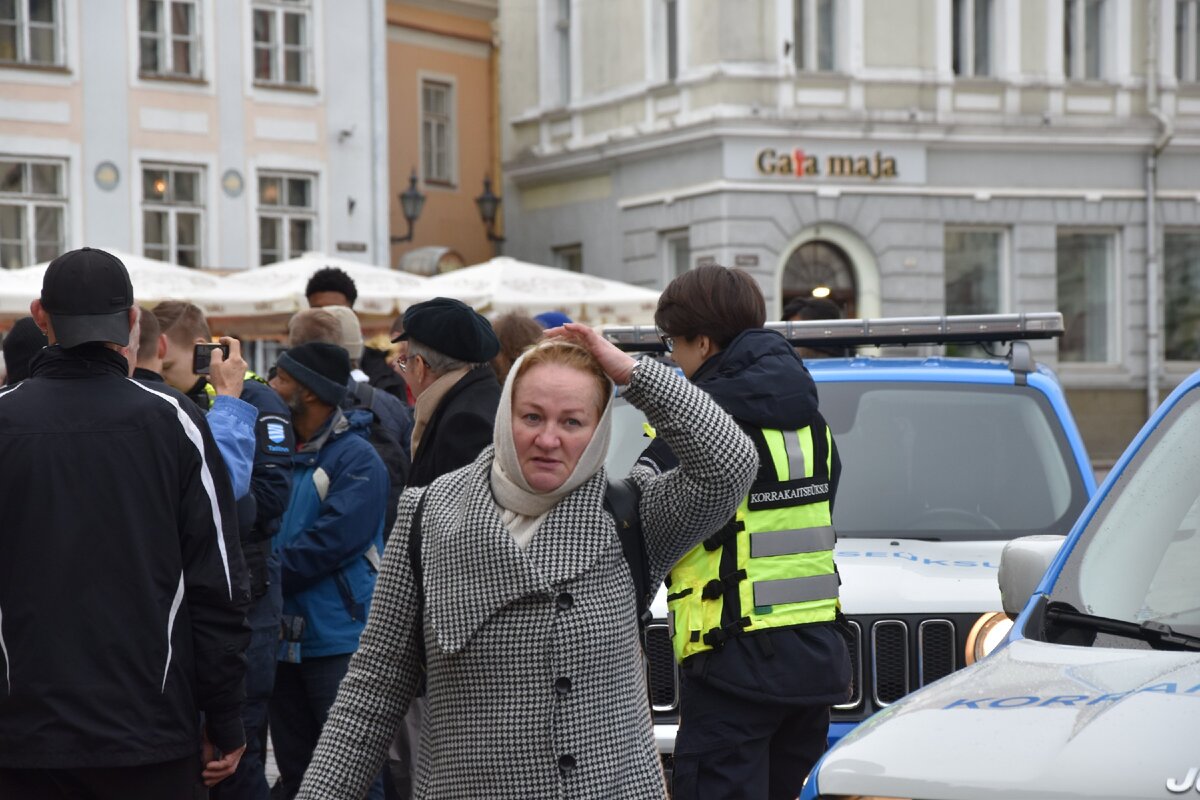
left=602, top=312, right=1064, bottom=352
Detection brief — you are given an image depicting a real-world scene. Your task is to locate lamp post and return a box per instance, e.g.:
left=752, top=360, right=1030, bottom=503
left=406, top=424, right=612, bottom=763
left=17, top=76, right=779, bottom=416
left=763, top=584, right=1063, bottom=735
left=391, top=169, right=426, bottom=244
left=475, top=175, right=505, bottom=250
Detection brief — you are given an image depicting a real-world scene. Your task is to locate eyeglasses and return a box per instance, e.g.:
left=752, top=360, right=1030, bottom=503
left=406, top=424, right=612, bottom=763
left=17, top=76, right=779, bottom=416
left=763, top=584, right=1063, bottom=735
left=659, top=334, right=675, bottom=354
left=395, top=353, right=421, bottom=373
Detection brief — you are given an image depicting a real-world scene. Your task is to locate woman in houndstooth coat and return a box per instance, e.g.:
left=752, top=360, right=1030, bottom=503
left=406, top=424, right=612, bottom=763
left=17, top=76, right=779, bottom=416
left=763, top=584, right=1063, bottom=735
left=296, top=324, right=757, bottom=800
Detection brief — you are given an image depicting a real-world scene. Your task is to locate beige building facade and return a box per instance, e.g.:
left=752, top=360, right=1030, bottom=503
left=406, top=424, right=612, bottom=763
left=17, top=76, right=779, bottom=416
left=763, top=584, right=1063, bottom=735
left=498, top=0, right=1200, bottom=460
left=0, top=0, right=392, bottom=272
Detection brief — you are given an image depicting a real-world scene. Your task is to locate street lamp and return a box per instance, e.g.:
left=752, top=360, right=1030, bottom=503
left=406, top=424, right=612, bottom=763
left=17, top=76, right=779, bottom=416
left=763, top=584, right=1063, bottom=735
left=475, top=175, right=505, bottom=243
left=391, top=169, right=426, bottom=244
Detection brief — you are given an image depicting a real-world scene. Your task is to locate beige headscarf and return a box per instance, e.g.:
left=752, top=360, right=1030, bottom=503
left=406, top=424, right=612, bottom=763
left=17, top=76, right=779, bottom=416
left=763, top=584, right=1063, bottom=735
left=490, top=343, right=614, bottom=549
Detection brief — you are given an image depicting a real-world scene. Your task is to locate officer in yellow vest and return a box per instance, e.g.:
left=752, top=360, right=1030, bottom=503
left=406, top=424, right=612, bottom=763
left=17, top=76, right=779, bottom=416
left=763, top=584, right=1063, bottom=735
left=644, top=266, right=851, bottom=800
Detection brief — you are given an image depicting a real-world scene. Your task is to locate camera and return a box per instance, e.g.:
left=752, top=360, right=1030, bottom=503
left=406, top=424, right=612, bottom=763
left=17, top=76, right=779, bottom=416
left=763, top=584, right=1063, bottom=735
left=192, top=342, right=231, bottom=375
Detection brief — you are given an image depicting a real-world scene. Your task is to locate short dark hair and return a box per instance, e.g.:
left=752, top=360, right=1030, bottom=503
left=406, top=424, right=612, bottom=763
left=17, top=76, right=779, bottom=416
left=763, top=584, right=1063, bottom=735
left=305, top=267, right=357, bottom=308
left=782, top=296, right=841, bottom=322
left=153, top=300, right=211, bottom=345
left=137, top=305, right=161, bottom=356
left=654, top=265, right=765, bottom=348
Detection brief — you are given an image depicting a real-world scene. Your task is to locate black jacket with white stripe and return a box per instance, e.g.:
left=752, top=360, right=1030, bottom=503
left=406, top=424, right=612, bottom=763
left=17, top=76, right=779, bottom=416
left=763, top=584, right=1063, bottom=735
left=0, top=344, right=251, bottom=769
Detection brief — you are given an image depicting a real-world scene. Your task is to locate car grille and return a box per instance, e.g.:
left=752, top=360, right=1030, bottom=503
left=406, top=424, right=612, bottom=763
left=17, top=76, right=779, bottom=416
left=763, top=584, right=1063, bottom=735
left=834, top=613, right=980, bottom=719
left=644, top=613, right=980, bottom=723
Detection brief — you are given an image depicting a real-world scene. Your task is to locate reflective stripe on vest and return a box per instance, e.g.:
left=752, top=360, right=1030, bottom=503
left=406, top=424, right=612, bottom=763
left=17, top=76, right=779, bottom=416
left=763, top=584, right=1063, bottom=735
left=666, top=420, right=839, bottom=664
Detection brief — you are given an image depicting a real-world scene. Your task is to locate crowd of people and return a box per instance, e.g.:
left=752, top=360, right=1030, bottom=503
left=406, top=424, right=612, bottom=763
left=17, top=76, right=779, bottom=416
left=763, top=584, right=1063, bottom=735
left=0, top=247, right=851, bottom=800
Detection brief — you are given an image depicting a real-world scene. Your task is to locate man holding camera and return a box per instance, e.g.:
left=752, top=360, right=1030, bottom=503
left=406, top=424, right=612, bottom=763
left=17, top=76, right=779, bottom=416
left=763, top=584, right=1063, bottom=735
left=152, top=300, right=295, bottom=800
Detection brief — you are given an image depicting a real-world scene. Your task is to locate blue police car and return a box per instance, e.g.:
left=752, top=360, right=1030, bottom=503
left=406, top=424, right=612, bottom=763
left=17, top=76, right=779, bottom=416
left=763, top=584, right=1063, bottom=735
left=801, top=352, right=1200, bottom=800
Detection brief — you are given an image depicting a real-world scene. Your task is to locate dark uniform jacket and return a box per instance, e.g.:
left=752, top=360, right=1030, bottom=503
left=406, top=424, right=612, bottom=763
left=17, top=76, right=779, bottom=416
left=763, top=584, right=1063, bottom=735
left=641, top=329, right=851, bottom=706
left=183, top=374, right=295, bottom=600
left=407, top=364, right=501, bottom=489
left=0, top=345, right=251, bottom=768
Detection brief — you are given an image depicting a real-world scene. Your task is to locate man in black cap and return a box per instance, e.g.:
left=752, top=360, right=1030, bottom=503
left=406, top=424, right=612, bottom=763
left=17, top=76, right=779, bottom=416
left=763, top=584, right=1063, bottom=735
left=394, top=296, right=502, bottom=489
left=0, top=247, right=251, bottom=798
left=384, top=297, right=502, bottom=798
left=267, top=342, right=388, bottom=800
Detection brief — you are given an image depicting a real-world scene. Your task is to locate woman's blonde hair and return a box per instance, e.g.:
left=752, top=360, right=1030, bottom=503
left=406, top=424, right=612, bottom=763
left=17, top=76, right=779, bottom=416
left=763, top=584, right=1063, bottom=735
left=511, top=339, right=610, bottom=417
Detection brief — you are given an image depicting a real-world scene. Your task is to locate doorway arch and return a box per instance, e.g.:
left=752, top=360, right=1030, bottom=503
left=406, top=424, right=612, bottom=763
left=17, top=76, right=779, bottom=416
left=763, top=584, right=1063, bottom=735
left=775, top=223, right=880, bottom=321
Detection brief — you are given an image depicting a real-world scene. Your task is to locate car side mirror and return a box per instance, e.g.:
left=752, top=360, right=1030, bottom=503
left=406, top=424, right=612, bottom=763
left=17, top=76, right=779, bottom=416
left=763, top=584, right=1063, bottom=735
left=998, top=535, right=1066, bottom=616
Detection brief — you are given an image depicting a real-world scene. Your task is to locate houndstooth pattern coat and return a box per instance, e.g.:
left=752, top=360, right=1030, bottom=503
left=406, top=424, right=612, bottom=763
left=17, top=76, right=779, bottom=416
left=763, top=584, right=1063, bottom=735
left=295, top=358, right=757, bottom=800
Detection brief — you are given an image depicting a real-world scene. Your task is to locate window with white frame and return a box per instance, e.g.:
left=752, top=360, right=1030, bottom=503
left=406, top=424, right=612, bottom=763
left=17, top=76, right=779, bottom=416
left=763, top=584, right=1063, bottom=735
left=1164, top=231, right=1200, bottom=361
left=793, top=0, right=835, bottom=73
left=662, top=230, right=689, bottom=285
left=945, top=228, right=1005, bottom=315
left=1057, top=231, right=1115, bottom=362
left=0, top=157, right=65, bottom=269
left=258, top=172, right=315, bottom=266
left=142, top=164, right=204, bottom=268
left=252, top=0, right=311, bottom=87
left=139, top=0, right=201, bottom=79
left=553, top=243, right=582, bottom=273
left=0, top=0, right=61, bottom=66
left=1176, top=0, right=1200, bottom=82
left=555, top=0, right=570, bottom=106
left=422, top=80, right=455, bottom=185
left=1064, top=0, right=1105, bottom=81
left=952, top=0, right=993, bottom=77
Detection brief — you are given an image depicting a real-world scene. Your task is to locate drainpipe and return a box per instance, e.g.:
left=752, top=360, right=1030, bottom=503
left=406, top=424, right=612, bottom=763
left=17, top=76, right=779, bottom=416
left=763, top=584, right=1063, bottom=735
left=1145, top=1, right=1174, bottom=419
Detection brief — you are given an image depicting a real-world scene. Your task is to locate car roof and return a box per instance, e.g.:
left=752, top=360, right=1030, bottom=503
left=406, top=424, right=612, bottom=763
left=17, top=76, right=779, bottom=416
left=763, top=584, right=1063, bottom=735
left=805, top=355, right=1059, bottom=386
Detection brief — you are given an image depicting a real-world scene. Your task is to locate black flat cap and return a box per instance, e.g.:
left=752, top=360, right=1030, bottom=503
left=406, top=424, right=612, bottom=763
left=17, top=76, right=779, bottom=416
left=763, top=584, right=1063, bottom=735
left=393, top=297, right=499, bottom=363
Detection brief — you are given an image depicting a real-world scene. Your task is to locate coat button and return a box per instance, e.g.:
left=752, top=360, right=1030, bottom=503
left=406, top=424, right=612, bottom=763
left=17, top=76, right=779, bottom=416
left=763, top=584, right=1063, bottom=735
left=558, top=754, right=576, bottom=774
left=554, top=676, right=572, bottom=695
left=555, top=592, right=574, bottom=611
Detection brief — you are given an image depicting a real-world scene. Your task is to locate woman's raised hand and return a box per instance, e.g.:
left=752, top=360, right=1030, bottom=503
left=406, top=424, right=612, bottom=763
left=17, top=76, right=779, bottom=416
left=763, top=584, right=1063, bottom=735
left=543, top=322, right=638, bottom=385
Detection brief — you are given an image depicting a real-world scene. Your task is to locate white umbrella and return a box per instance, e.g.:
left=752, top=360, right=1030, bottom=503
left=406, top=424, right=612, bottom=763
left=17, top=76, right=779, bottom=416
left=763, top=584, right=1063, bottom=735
left=220, top=252, right=443, bottom=317
left=423, top=256, right=661, bottom=325
left=0, top=249, right=294, bottom=317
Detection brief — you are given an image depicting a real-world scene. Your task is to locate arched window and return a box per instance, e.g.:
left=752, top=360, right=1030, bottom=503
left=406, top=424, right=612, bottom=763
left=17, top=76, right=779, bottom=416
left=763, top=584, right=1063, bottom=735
left=781, top=239, right=857, bottom=318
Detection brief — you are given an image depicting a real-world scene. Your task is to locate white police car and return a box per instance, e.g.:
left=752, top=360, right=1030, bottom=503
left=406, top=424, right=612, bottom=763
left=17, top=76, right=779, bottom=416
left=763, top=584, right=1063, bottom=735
left=801, top=360, right=1200, bottom=800
left=604, top=313, right=1096, bottom=765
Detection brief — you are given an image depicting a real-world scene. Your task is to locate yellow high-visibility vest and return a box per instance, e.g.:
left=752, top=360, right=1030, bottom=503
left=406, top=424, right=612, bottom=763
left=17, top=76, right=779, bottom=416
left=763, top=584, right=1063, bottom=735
left=666, top=420, right=839, bottom=664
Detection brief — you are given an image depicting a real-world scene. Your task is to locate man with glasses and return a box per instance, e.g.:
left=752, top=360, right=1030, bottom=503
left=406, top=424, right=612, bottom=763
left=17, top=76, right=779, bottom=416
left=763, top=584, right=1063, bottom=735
left=392, top=297, right=501, bottom=490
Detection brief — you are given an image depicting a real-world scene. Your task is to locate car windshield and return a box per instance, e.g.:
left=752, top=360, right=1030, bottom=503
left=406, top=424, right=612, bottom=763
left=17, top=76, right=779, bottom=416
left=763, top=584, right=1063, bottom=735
left=820, top=381, right=1087, bottom=541
left=1050, top=390, right=1200, bottom=640
left=606, top=380, right=1088, bottom=544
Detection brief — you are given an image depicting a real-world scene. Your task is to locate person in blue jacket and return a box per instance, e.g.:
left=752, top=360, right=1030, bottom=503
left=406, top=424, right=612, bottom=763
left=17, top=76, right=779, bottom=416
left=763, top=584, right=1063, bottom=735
left=267, top=341, right=389, bottom=800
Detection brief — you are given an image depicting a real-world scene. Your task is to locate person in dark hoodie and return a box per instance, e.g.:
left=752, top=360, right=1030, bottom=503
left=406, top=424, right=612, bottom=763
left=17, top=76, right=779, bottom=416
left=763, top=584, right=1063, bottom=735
left=1, top=316, right=48, bottom=385
left=644, top=265, right=850, bottom=800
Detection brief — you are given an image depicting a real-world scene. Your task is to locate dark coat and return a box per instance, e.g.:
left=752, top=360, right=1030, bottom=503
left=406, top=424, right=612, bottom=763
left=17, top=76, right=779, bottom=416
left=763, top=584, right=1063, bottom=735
left=645, top=329, right=851, bottom=706
left=406, top=365, right=501, bottom=489
left=0, top=345, right=250, bottom=767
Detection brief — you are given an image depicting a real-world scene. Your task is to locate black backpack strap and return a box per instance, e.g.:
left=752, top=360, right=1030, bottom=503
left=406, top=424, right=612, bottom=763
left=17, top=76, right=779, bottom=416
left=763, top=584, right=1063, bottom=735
left=604, top=477, right=650, bottom=634
left=406, top=489, right=430, bottom=670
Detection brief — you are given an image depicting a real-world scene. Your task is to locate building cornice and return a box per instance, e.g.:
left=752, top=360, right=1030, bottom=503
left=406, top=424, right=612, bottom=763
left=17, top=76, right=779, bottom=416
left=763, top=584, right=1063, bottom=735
left=504, top=111, right=1200, bottom=183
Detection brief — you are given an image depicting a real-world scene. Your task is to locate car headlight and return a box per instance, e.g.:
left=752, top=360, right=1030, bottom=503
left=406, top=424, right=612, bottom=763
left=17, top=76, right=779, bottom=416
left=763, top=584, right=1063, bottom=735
left=964, top=611, right=1013, bottom=665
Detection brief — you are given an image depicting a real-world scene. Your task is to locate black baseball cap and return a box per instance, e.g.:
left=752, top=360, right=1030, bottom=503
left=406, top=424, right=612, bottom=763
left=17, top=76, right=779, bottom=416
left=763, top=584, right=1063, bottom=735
left=393, top=296, right=500, bottom=363
left=40, top=247, right=134, bottom=348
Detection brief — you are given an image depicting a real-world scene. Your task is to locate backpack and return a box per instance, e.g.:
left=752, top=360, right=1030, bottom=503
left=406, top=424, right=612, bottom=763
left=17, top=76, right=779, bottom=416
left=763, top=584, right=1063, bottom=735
left=407, top=478, right=650, bottom=666
left=344, top=383, right=411, bottom=537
